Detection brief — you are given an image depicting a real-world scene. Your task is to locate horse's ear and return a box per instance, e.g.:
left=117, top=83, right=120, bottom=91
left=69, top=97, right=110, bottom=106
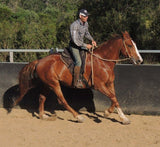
left=121, top=31, right=124, bottom=35
left=122, top=31, right=128, bottom=34
left=124, top=31, right=128, bottom=34
left=122, top=31, right=129, bottom=36
left=121, top=31, right=127, bottom=34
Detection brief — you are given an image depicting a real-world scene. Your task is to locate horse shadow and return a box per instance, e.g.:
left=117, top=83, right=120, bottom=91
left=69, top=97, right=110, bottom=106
left=3, top=85, right=121, bottom=124
left=3, top=84, right=96, bottom=117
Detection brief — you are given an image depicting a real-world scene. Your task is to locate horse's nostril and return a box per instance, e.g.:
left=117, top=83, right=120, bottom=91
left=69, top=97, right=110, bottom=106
left=137, top=59, right=142, bottom=64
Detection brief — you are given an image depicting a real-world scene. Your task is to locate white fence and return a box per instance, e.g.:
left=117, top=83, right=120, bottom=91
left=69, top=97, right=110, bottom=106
left=0, top=48, right=63, bottom=62
left=0, top=49, right=160, bottom=62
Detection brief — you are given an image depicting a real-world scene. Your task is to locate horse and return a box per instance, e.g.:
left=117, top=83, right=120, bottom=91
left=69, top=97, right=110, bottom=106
left=13, top=31, right=143, bottom=124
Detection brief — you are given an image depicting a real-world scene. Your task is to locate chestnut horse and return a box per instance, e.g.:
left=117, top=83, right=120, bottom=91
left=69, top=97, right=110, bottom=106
left=14, top=31, right=143, bottom=124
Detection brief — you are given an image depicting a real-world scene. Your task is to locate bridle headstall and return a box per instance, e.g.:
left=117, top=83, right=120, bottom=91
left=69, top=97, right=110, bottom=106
left=89, top=38, right=132, bottom=87
left=89, top=38, right=132, bottom=62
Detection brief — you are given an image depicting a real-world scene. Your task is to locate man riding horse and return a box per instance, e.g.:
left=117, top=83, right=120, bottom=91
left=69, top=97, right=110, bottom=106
left=69, top=9, right=97, bottom=88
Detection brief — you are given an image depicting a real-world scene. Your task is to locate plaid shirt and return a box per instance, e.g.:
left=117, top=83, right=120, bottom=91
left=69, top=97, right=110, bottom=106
left=70, top=19, right=93, bottom=48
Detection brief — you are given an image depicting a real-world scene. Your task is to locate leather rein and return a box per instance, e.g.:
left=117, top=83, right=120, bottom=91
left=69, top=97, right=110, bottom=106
left=90, top=39, right=132, bottom=62
left=89, top=38, right=132, bottom=87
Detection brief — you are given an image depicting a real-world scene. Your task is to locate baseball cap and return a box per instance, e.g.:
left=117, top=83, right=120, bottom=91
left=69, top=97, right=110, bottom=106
left=79, top=9, right=90, bottom=17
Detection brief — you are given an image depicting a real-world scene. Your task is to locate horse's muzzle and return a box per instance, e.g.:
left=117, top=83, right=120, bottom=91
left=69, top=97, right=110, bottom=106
left=131, top=57, right=143, bottom=65
left=137, top=59, right=143, bottom=64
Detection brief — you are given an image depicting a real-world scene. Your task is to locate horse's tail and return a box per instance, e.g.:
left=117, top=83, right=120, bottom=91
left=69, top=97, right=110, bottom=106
left=14, top=60, right=39, bottom=105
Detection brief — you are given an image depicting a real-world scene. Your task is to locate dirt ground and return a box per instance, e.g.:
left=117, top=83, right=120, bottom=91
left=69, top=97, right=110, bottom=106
left=0, top=108, right=160, bottom=147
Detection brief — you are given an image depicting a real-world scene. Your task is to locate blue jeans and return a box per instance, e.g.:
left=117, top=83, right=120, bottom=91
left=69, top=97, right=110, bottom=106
left=69, top=46, right=82, bottom=66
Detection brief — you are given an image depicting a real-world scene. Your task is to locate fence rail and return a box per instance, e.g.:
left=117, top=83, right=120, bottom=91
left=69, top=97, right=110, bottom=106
left=0, top=49, right=160, bottom=62
left=0, top=48, right=63, bottom=62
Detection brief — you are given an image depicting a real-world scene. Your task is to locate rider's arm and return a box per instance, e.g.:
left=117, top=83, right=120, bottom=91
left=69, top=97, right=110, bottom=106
left=85, top=23, right=97, bottom=47
left=70, top=22, right=87, bottom=48
left=84, top=23, right=93, bottom=41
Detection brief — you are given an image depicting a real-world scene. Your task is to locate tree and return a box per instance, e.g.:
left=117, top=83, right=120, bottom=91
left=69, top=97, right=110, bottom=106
left=0, top=0, right=160, bottom=63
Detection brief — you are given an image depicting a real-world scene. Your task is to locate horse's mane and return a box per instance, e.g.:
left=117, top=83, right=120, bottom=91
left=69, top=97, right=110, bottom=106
left=109, top=34, right=122, bottom=40
left=96, top=34, right=122, bottom=50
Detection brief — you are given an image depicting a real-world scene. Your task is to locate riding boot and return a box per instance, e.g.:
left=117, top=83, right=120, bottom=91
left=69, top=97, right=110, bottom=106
left=73, top=66, right=83, bottom=88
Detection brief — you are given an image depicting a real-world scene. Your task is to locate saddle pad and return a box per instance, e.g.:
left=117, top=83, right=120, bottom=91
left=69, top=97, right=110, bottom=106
left=60, top=48, right=86, bottom=75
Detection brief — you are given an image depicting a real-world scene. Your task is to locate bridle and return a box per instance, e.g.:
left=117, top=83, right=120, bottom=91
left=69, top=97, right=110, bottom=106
left=89, top=37, right=133, bottom=87
left=89, top=38, right=132, bottom=62
left=122, top=38, right=134, bottom=60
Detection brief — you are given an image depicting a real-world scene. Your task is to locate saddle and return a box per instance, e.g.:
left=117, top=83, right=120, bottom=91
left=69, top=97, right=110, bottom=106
left=60, top=48, right=90, bottom=88
left=60, top=47, right=86, bottom=75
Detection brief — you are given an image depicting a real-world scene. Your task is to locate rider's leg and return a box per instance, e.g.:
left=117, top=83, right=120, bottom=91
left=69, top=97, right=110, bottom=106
left=73, top=66, right=83, bottom=88
left=70, top=47, right=83, bottom=88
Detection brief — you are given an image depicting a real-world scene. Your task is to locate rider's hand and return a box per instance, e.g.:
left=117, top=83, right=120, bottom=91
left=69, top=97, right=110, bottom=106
left=86, top=44, right=92, bottom=50
left=92, top=40, right=97, bottom=47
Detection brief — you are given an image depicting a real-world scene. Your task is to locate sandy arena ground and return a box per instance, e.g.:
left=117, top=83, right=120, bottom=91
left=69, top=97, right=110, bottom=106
left=0, top=108, right=160, bottom=147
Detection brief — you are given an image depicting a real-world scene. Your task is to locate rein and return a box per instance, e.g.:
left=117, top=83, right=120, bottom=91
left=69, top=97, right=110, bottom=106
left=89, top=38, right=131, bottom=87
left=91, top=53, right=130, bottom=62
left=90, top=43, right=131, bottom=62
left=90, top=46, right=94, bottom=86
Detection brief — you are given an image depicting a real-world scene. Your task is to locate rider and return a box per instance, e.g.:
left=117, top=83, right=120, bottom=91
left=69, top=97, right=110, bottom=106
left=69, top=9, right=97, bottom=88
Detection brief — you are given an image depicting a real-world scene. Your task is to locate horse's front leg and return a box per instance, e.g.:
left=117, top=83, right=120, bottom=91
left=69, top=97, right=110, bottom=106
left=98, top=82, right=130, bottom=125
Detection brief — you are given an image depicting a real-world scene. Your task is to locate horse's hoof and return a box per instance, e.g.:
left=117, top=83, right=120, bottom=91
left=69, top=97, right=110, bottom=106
left=76, top=115, right=85, bottom=123
left=39, top=114, right=48, bottom=120
left=39, top=114, right=57, bottom=121
left=121, top=118, right=130, bottom=125
left=42, top=114, right=49, bottom=119
left=104, top=110, right=111, bottom=118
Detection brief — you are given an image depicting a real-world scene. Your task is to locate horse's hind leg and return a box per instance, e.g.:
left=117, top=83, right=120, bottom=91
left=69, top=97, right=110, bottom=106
left=98, top=83, right=130, bottom=124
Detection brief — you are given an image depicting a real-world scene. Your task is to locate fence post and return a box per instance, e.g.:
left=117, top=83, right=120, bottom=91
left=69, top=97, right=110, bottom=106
left=9, top=51, right=13, bottom=63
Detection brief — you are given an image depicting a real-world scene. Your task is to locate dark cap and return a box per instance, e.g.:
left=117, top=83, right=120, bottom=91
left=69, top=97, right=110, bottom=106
left=79, top=9, right=90, bottom=17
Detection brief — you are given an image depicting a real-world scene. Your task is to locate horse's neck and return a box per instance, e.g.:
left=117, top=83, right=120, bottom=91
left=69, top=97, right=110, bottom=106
left=94, top=38, right=122, bottom=60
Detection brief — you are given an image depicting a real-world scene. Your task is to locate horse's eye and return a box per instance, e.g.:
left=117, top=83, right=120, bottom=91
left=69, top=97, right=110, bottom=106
left=127, top=45, right=132, bottom=48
